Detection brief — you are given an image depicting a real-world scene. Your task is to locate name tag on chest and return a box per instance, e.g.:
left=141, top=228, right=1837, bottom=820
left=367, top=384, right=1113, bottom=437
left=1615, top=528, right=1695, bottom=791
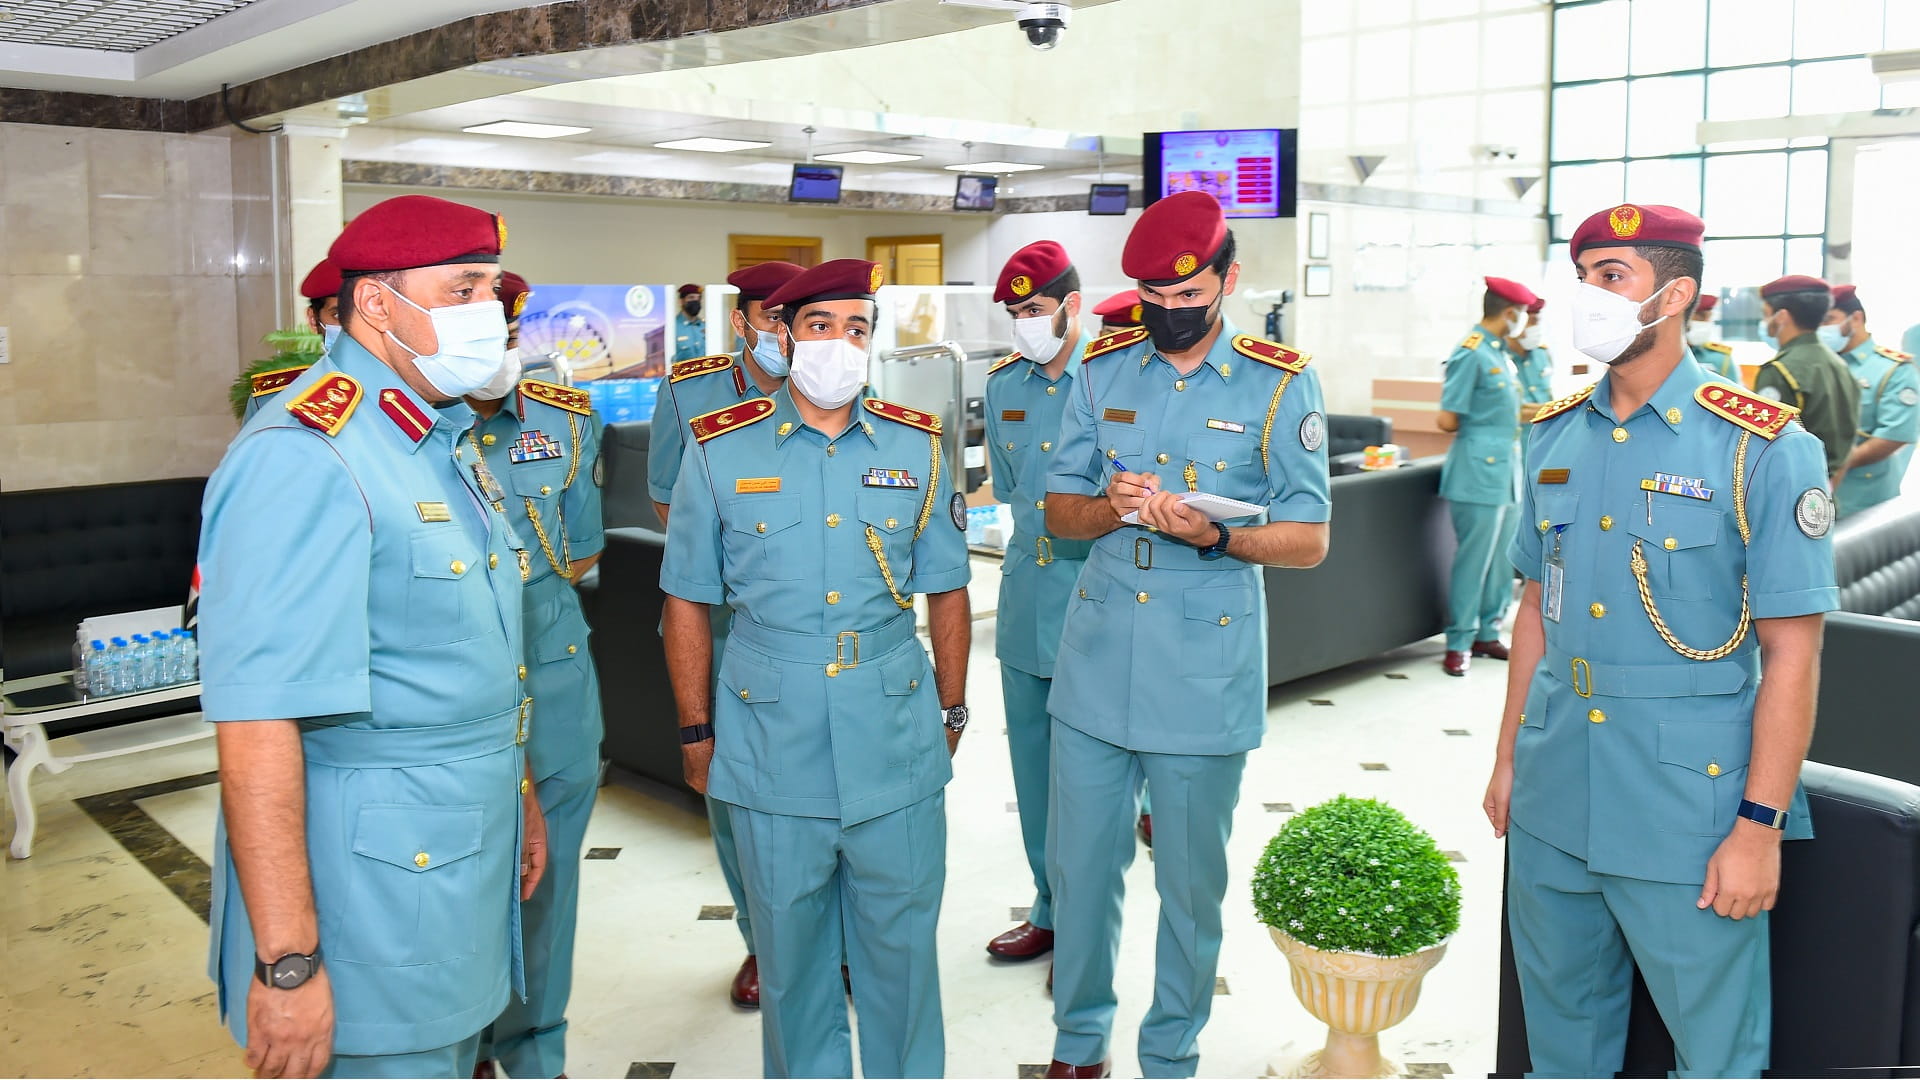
left=1002, top=410, right=1027, bottom=422
left=1102, top=408, right=1137, bottom=424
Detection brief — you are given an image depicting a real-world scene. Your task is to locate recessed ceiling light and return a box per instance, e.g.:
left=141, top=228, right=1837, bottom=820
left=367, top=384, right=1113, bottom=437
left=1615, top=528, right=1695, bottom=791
left=462, top=120, right=591, bottom=139
left=1067, top=172, right=1143, bottom=182
left=653, top=137, right=774, bottom=153
left=944, top=161, right=1045, bottom=173
left=816, top=150, right=924, bottom=165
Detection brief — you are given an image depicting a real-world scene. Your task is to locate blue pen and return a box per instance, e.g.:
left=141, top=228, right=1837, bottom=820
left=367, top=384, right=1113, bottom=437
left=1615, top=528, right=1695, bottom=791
left=1109, top=456, right=1158, bottom=492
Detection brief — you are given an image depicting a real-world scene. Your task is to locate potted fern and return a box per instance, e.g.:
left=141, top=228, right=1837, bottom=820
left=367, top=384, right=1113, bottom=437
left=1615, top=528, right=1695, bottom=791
left=1252, top=796, right=1461, bottom=1078
left=228, top=327, right=325, bottom=422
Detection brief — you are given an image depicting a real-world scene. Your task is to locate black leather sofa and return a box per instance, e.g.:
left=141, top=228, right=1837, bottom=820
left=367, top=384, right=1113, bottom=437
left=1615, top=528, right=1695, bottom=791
left=1809, top=495, right=1920, bottom=786
left=1495, top=762, right=1920, bottom=1077
left=1, top=478, right=205, bottom=681
left=1326, top=413, right=1392, bottom=477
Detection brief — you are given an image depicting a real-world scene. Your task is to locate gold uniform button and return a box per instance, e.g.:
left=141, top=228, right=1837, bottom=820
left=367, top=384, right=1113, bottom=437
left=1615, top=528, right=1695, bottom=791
left=1667, top=407, right=1683, bottom=424
left=1175, top=379, right=1188, bottom=391
left=1706, top=761, right=1722, bottom=778
left=414, top=852, right=430, bottom=868
left=1046, top=385, right=1058, bottom=395
left=1005, top=442, right=1015, bottom=451
left=886, top=517, right=900, bottom=529
left=450, top=559, right=467, bottom=575
left=1485, top=456, right=1496, bottom=464
left=909, top=679, right=919, bottom=691
left=777, top=423, right=794, bottom=436
left=1034, top=500, right=1046, bottom=510
left=1107, top=448, right=1119, bottom=460
left=1078, top=587, right=1087, bottom=599
left=826, top=591, right=841, bottom=605
left=827, top=513, right=841, bottom=528
left=1612, top=427, right=1629, bottom=443
left=482, top=433, right=497, bottom=446
left=1664, top=537, right=1678, bottom=551
left=518, top=665, right=527, bottom=680
left=825, top=663, right=840, bottom=678
left=756, top=522, right=767, bottom=534
left=1599, top=515, right=1613, bottom=531
left=540, top=484, right=552, bottom=496
left=826, top=445, right=837, bottom=457
left=520, top=777, right=531, bottom=795
left=1589, top=602, right=1606, bottom=619
left=740, top=689, right=750, bottom=700
left=1136, top=591, right=1150, bottom=604
left=1215, top=461, right=1227, bottom=471
left=489, top=553, right=499, bottom=569
left=567, top=644, right=577, bottom=655
left=1218, top=616, right=1231, bottom=626
left=1539, top=519, right=1551, bottom=532
left=1589, top=709, right=1607, bottom=724
left=1156, top=453, right=1170, bottom=465
left=1041, top=441, right=1053, bottom=452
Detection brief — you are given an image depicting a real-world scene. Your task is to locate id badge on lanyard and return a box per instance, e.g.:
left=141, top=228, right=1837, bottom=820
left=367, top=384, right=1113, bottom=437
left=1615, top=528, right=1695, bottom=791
left=1542, top=525, right=1567, bottom=623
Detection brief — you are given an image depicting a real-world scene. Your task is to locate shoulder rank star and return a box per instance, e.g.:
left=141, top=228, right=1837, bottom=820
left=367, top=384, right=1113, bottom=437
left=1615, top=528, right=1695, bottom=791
left=250, top=365, right=310, bottom=397
left=1231, top=334, right=1310, bottom=373
left=1083, top=325, right=1148, bottom=360
left=1694, top=384, right=1795, bottom=439
left=670, top=353, right=736, bottom=383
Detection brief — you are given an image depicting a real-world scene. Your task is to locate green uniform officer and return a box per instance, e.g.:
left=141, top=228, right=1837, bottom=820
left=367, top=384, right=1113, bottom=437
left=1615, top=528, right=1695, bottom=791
left=661, top=259, right=974, bottom=1079
left=1488, top=202, right=1836, bottom=1079
left=984, top=241, right=1090, bottom=965
left=647, top=259, right=805, bottom=1009
left=1042, top=191, right=1332, bottom=1079
left=673, top=283, right=708, bottom=363
left=1753, top=275, right=1860, bottom=482
left=198, top=194, right=547, bottom=1079
left=1824, top=285, right=1919, bottom=517
left=1687, top=295, right=1740, bottom=382
left=1438, top=276, right=1537, bottom=677
left=241, top=259, right=342, bottom=421
left=468, top=273, right=607, bottom=1079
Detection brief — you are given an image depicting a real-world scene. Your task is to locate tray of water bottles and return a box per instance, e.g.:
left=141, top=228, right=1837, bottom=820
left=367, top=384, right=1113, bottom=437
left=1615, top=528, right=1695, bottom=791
left=69, top=605, right=199, bottom=702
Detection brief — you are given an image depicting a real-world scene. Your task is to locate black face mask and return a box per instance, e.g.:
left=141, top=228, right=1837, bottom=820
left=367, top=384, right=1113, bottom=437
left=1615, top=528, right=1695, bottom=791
left=1139, top=293, right=1219, bottom=354
left=683, top=300, right=702, bottom=318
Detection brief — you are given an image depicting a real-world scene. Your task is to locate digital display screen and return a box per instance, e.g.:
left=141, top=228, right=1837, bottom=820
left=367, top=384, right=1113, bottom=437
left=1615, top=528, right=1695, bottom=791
left=1087, top=183, right=1130, bottom=216
left=1145, top=129, right=1297, bottom=219
left=954, top=174, right=998, bottom=212
left=789, top=164, right=845, bottom=204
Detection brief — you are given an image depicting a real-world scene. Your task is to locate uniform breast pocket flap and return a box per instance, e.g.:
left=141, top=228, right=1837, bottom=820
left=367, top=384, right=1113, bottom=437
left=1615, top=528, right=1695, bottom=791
left=858, top=491, right=921, bottom=535
left=533, top=631, right=585, bottom=666
left=1185, top=433, right=1257, bottom=474
left=406, top=532, right=481, bottom=646
left=880, top=649, right=928, bottom=697
left=1625, top=504, right=1722, bottom=601
left=725, top=494, right=802, bottom=540
left=338, top=803, right=485, bottom=966
left=1181, top=583, right=1256, bottom=677
left=1096, top=424, right=1146, bottom=465
left=719, top=650, right=782, bottom=705
left=1535, top=493, right=1579, bottom=531
left=1657, top=721, right=1752, bottom=835
left=996, top=418, right=1029, bottom=452
left=511, top=462, right=565, bottom=500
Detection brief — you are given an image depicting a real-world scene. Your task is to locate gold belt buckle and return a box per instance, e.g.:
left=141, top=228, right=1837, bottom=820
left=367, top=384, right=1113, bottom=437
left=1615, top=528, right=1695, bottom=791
left=1036, top=536, right=1053, bottom=566
left=1570, top=658, right=1593, bottom=699
left=1134, top=536, right=1153, bottom=570
left=827, top=631, right=860, bottom=677
left=516, top=696, right=533, bottom=744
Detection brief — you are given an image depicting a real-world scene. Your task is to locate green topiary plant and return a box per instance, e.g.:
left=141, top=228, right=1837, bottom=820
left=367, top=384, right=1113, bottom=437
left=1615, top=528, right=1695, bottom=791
left=228, top=327, right=325, bottom=421
left=1252, top=795, right=1461, bottom=958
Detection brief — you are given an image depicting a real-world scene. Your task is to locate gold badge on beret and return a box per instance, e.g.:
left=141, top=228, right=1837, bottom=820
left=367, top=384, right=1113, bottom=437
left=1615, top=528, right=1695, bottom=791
left=511, top=290, right=530, bottom=318
left=1608, top=205, right=1642, bottom=239
left=1010, top=275, right=1033, bottom=297
left=869, top=264, right=886, bottom=292
left=495, top=214, right=509, bottom=250
left=1130, top=303, right=1143, bottom=323
left=1173, top=252, right=1198, bottom=277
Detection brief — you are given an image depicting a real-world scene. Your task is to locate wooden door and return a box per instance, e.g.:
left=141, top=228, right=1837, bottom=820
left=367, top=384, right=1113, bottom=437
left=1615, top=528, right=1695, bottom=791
left=729, top=234, right=823, bottom=271
left=867, top=235, right=944, bottom=286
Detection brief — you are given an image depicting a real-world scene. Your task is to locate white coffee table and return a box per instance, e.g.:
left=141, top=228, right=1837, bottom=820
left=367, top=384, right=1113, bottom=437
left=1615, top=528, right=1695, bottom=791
left=2, top=672, right=208, bottom=859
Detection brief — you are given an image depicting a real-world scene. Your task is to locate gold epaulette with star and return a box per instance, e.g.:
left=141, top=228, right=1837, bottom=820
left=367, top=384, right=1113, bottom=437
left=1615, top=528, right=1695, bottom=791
left=1083, top=325, right=1148, bottom=360
left=1460, top=330, right=1485, bottom=351
left=1231, top=333, right=1310, bottom=373
left=284, top=373, right=362, bottom=436
left=1531, top=382, right=1597, bottom=424
left=519, top=378, right=592, bottom=415
left=689, top=397, right=775, bottom=443
left=250, top=365, right=310, bottom=397
left=1696, top=384, right=1796, bottom=439
left=863, top=397, right=942, bottom=434
left=1702, top=341, right=1733, bottom=357
left=669, top=353, right=735, bottom=383
left=988, top=352, right=1023, bottom=376
left=1876, top=345, right=1913, bottom=364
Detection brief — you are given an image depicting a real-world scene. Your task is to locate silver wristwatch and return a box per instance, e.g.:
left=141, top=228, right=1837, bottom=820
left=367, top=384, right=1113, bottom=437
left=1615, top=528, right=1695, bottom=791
left=942, top=705, right=970, bottom=733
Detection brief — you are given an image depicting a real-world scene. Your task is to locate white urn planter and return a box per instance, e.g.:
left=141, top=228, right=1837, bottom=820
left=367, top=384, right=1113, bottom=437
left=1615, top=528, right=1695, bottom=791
left=1269, top=928, right=1448, bottom=1079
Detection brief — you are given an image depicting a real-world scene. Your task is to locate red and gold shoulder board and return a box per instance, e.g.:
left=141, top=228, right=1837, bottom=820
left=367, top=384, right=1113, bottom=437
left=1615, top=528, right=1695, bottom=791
left=377, top=386, right=434, bottom=443
left=670, top=353, right=735, bottom=383
left=1702, top=341, right=1733, bottom=357
left=1460, top=330, right=1485, bottom=351
left=1695, top=384, right=1797, bottom=439
left=250, top=365, right=310, bottom=397
left=1231, top=333, right=1310, bottom=373
left=1876, top=345, right=1913, bottom=364
left=519, top=378, right=592, bottom=415
left=284, top=373, right=362, bottom=436
left=863, top=397, right=942, bottom=434
left=1531, top=382, right=1597, bottom=424
left=689, top=397, right=775, bottom=443
left=987, top=352, right=1023, bottom=376
left=1083, top=325, right=1148, bottom=361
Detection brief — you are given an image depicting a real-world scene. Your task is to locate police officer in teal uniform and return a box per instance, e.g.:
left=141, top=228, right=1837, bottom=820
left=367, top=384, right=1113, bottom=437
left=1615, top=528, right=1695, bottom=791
left=660, top=259, right=973, bottom=1078
left=1486, top=203, right=1836, bottom=1079
left=197, top=194, right=547, bottom=1079
left=1687, top=294, right=1740, bottom=382
left=647, top=259, right=804, bottom=1009
left=673, top=283, right=708, bottom=363
left=1511, top=298, right=1555, bottom=408
left=984, top=241, right=1089, bottom=967
left=241, top=259, right=343, bottom=421
left=1438, top=276, right=1537, bottom=677
left=1042, top=191, right=1331, bottom=1079
left=1824, top=284, right=1919, bottom=516
left=468, top=272, right=606, bottom=1080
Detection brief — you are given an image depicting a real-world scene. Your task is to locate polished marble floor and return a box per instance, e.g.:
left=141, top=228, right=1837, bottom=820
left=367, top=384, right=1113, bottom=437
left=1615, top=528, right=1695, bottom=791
left=2, top=562, right=1514, bottom=1079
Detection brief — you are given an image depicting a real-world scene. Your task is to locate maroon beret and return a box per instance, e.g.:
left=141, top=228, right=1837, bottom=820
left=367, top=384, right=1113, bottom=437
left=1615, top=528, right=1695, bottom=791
left=678, top=283, right=702, bottom=298
left=299, top=258, right=341, bottom=300
left=1527, top=298, right=1545, bottom=314
left=764, top=259, right=885, bottom=311
left=1761, top=274, right=1830, bottom=299
left=1092, top=290, right=1143, bottom=327
left=727, top=261, right=806, bottom=304
left=330, top=194, right=504, bottom=274
left=500, top=271, right=533, bottom=320
left=1831, top=284, right=1861, bottom=314
left=1695, top=293, right=1719, bottom=314
left=1122, top=191, right=1228, bottom=286
left=995, top=241, right=1075, bottom=305
left=1485, top=276, right=1539, bottom=308
left=1569, top=203, right=1703, bottom=260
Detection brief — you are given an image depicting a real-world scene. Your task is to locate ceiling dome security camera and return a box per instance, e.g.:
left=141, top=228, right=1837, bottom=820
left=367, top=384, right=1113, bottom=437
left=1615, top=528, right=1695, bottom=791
left=1018, top=3, right=1070, bottom=50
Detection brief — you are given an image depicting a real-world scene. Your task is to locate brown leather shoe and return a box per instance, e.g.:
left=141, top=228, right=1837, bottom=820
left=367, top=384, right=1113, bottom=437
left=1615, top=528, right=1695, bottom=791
left=730, top=955, right=760, bottom=1009
left=1044, top=1060, right=1110, bottom=1078
left=1138, top=812, right=1153, bottom=848
left=987, top=921, right=1054, bottom=960
left=1471, top=639, right=1511, bottom=660
left=1443, top=650, right=1470, bottom=676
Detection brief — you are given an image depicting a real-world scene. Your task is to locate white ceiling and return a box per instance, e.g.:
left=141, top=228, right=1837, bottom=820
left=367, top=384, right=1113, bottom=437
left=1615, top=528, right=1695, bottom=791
left=0, top=0, right=258, bottom=52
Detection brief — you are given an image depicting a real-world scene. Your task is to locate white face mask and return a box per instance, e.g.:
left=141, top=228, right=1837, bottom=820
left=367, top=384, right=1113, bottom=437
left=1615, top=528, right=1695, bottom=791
left=378, top=281, right=509, bottom=399
left=1569, top=280, right=1674, bottom=366
left=320, top=323, right=342, bottom=353
left=747, top=324, right=790, bottom=379
left=1012, top=306, right=1071, bottom=363
left=1685, top=321, right=1715, bottom=346
left=788, top=337, right=869, bottom=409
left=470, top=346, right=522, bottom=401
left=1506, top=310, right=1528, bottom=339
left=1517, top=325, right=1544, bottom=351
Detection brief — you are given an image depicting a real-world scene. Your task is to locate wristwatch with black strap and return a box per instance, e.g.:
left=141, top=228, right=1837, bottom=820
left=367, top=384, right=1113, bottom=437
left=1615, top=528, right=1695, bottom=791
left=1196, top=521, right=1232, bottom=561
left=256, top=947, right=322, bottom=990
left=680, top=723, right=715, bottom=744
left=1736, top=798, right=1788, bottom=830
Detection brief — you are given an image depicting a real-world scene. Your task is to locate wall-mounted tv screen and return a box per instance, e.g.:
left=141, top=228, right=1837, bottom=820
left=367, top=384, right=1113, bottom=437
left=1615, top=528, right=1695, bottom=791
left=1087, top=183, right=1130, bottom=215
left=789, top=164, right=845, bottom=204
left=1142, top=128, right=1298, bottom=218
left=954, top=174, right=998, bottom=212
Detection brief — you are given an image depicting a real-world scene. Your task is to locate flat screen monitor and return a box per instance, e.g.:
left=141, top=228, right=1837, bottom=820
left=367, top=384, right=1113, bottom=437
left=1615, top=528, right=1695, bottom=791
left=1143, top=128, right=1297, bottom=218
left=954, top=174, right=998, bottom=212
left=1087, top=183, right=1130, bottom=215
left=789, top=164, right=845, bottom=204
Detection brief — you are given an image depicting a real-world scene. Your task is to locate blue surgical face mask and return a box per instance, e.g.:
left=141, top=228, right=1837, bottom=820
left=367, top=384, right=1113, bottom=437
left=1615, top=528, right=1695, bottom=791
left=1816, top=324, right=1848, bottom=353
left=378, top=281, right=508, bottom=399
left=320, top=323, right=342, bottom=353
left=747, top=324, right=789, bottom=378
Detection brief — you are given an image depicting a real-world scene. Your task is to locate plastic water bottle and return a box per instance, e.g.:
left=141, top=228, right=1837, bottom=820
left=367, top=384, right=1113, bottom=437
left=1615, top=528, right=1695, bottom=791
left=83, top=640, right=107, bottom=697
left=129, top=634, right=153, bottom=690
left=178, top=629, right=199, bottom=684
left=155, top=629, right=180, bottom=686
left=108, top=637, right=131, bottom=694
